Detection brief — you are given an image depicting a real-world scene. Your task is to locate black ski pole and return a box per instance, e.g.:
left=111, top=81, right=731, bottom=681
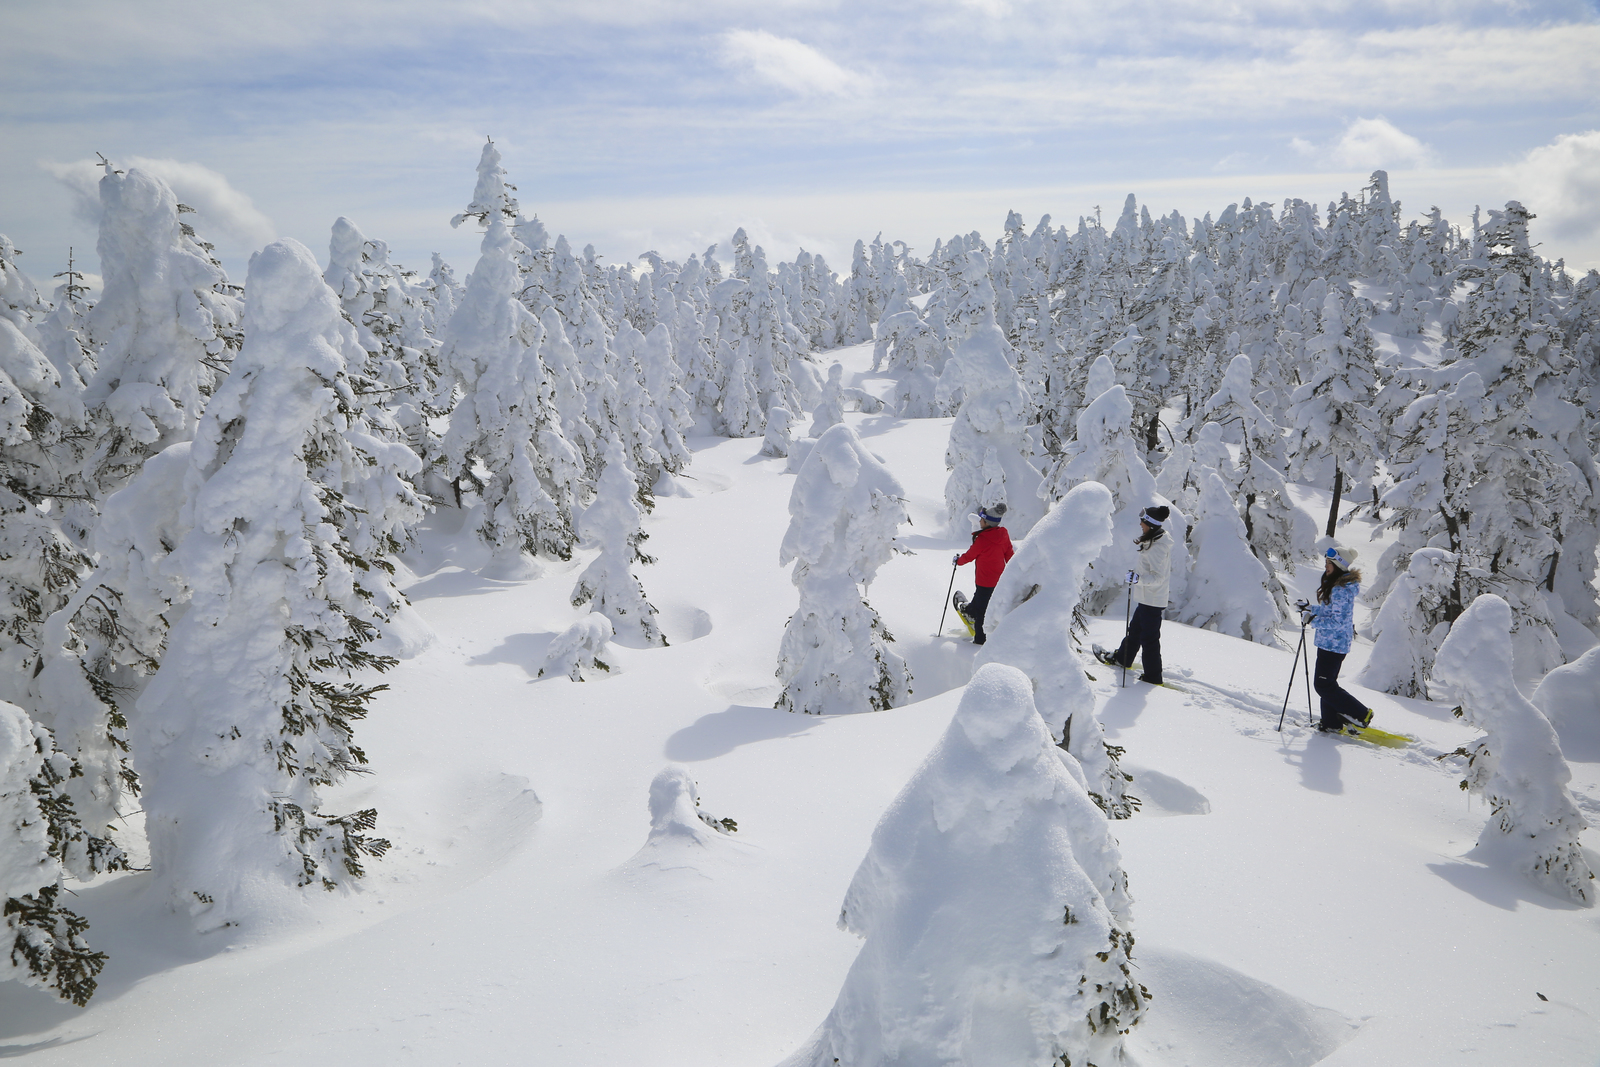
left=1278, top=620, right=1306, bottom=731
left=937, top=563, right=956, bottom=637
left=1121, top=580, right=1133, bottom=688
left=1303, top=621, right=1315, bottom=726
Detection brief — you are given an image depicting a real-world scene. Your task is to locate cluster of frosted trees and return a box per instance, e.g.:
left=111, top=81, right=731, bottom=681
left=851, top=175, right=1598, bottom=688
left=5, top=142, right=1598, bottom=1004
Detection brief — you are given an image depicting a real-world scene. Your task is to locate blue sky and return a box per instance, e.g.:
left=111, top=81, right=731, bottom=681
left=4, top=0, right=1599, bottom=288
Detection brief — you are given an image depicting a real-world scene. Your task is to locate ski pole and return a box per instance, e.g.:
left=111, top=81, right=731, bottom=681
left=1303, top=622, right=1315, bottom=726
left=1278, top=621, right=1306, bottom=731
left=937, top=563, right=956, bottom=637
left=1121, top=581, right=1133, bottom=689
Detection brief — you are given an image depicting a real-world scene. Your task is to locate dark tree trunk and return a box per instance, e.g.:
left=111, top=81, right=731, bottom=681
left=1325, top=466, right=1344, bottom=539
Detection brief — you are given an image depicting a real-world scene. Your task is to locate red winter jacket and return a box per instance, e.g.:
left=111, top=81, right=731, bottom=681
left=956, top=525, right=1014, bottom=588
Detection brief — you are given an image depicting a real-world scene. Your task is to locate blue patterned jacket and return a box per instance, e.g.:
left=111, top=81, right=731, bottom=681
left=1307, top=580, right=1358, bottom=655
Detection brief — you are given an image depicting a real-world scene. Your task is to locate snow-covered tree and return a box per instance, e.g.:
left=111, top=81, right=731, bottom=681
left=760, top=405, right=795, bottom=458
left=776, top=424, right=911, bottom=715
left=323, top=217, right=444, bottom=472
left=539, top=613, right=614, bottom=682
left=83, top=164, right=242, bottom=496
left=131, top=238, right=421, bottom=930
left=1175, top=471, right=1279, bottom=644
left=1200, top=354, right=1302, bottom=596
left=937, top=306, right=1042, bottom=537
left=779, top=663, right=1147, bottom=1066
left=808, top=361, right=846, bottom=438
left=439, top=145, right=582, bottom=569
left=720, top=351, right=763, bottom=438
left=979, top=481, right=1138, bottom=817
left=1043, top=377, right=1183, bottom=613
left=628, top=764, right=737, bottom=869
left=1359, top=547, right=1458, bottom=698
left=1284, top=292, right=1378, bottom=537
left=0, top=700, right=109, bottom=1006
left=571, top=438, right=664, bottom=647
left=1432, top=594, right=1593, bottom=906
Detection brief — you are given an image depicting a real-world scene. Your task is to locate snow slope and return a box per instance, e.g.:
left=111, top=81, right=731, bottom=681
left=1, top=342, right=1596, bottom=1065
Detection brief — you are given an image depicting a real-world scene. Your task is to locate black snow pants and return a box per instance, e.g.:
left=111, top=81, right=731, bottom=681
left=1112, top=602, right=1164, bottom=683
left=1314, top=647, right=1369, bottom=730
left=968, top=584, right=995, bottom=644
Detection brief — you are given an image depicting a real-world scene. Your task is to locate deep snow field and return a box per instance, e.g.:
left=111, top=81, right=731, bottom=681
left=2, top=342, right=1597, bottom=1066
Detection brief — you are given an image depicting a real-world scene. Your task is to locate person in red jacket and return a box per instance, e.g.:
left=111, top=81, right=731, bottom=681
left=953, top=503, right=1015, bottom=645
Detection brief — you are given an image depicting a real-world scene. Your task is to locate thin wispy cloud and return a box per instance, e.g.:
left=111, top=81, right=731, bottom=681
left=40, top=156, right=277, bottom=253
left=718, top=30, right=872, bottom=97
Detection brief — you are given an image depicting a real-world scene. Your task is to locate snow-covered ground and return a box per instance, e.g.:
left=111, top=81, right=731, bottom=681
left=2, top=343, right=1596, bottom=1065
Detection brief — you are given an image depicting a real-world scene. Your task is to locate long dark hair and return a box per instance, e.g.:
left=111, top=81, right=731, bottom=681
left=1136, top=506, right=1169, bottom=551
left=1135, top=524, right=1165, bottom=551
left=1317, top=566, right=1361, bottom=604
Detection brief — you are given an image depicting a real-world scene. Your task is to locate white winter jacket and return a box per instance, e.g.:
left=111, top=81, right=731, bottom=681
left=1132, top=532, right=1172, bottom=608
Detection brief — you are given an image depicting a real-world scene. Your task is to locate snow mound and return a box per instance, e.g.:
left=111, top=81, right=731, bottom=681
left=360, top=770, right=543, bottom=904
left=1531, top=647, right=1600, bottom=764
left=1120, top=765, right=1211, bottom=817
left=1126, top=947, right=1357, bottom=1067
left=622, top=765, right=743, bottom=877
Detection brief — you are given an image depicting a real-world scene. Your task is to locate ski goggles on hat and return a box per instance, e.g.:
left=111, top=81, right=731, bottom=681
left=1326, top=547, right=1349, bottom=568
left=1140, top=511, right=1163, bottom=527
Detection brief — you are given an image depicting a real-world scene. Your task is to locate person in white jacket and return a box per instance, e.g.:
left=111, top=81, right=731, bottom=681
left=1096, top=505, right=1172, bottom=685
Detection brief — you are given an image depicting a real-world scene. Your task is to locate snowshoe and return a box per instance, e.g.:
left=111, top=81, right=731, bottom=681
left=951, top=590, right=976, bottom=638
left=1318, top=721, right=1410, bottom=748
left=1092, top=644, right=1122, bottom=668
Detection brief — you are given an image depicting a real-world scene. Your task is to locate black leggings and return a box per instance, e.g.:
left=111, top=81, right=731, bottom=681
left=1314, top=647, right=1368, bottom=729
left=968, top=585, right=995, bottom=642
left=1112, top=603, right=1164, bottom=683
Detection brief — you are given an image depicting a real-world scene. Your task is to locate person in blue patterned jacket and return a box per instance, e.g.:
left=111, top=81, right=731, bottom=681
left=1296, top=546, right=1374, bottom=734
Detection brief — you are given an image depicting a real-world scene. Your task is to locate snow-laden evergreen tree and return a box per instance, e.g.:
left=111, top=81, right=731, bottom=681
left=423, top=252, right=464, bottom=337
left=1441, top=202, right=1600, bottom=669
left=82, top=164, right=242, bottom=497
left=637, top=322, right=694, bottom=478
left=1175, top=471, right=1279, bottom=644
left=0, top=700, right=108, bottom=1006
left=539, top=613, right=614, bottom=681
left=131, top=238, right=421, bottom=930
left=808, top=361, right=847, bottom=438
left=1199, top=353, right=1301, bottom=612
left=1432, top=594, right=1593, bottom=906
left=720, top=351, right=763, bottom=438
left=1359, top=547, right=1459, bottom=698
left=623, top=765, right=737, bottom=873
left=760, top=405, right=795, bottom=458
left=1043, top=374, right=1184, bottom=614
left=1283, top=291, right=1378, bottom=537
left=1372, top=369, right=1485, bottom=611
left=324, top=217, right=444, bottom=475
left=779, top=663, right=1147, bottom=1067
left=439, top=143, right=582, bottom=569
left=572, top=437, right=664, bottom=647
left=978, top=481, right=1138, bottom=818
left=936, top=306, right=1042, bottom=537
left=776, top=424, right=910, bottom=715
left=0, top=237, right=126, bottom=877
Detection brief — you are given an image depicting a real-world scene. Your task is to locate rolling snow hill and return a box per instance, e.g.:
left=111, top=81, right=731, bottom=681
left=1, top=342, right=1596, bottom=1066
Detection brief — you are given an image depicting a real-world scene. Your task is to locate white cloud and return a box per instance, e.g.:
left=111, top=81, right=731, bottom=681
left=1508, top=130, right=1600, bottom=245
left=1286, top=117, right=1436, bottom=172
left=718, top=30, right=871, bottom=97
left=1330, top=116, right=1435, bottom=170
left=39, top=156, right=277, bottom=253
